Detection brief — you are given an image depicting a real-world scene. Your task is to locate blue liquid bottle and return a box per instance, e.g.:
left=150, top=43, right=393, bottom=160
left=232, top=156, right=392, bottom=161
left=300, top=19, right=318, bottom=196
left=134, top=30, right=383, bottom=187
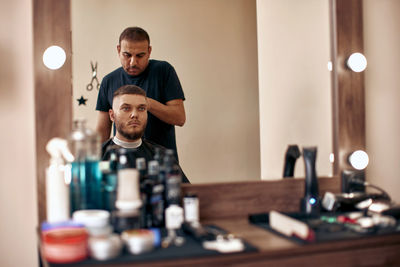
left=101, top=151, right=118, bottom=212
left=69, top=119, right=103, bottom=213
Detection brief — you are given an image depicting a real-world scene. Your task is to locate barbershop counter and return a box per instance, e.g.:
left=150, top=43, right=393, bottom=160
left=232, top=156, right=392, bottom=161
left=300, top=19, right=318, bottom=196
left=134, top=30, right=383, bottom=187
left=42, top=179, right=400, bottom=267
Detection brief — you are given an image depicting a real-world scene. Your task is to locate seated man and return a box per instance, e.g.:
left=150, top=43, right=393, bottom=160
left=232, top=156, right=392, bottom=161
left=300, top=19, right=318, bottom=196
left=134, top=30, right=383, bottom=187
left=102, top=84, right=189, bottom=183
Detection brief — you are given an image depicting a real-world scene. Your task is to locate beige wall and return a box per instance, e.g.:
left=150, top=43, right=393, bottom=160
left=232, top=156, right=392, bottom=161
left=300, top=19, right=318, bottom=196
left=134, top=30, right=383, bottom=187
left=257, top=0, right=332, bottom=179
left=72, top=0, right=261, bottom=183
left=364, top=0, right=400, bottom=202
left=0, top=0, right=38, bottom=266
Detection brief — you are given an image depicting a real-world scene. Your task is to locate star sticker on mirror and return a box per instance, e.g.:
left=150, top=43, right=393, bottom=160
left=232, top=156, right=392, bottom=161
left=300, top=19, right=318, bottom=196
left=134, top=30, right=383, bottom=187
left=77, top=95, right=88, bottom=106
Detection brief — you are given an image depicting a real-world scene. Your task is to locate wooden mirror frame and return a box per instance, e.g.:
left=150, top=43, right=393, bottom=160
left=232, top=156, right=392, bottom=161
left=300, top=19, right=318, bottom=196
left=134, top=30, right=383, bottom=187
left=33, top=0, right=365, bottom=222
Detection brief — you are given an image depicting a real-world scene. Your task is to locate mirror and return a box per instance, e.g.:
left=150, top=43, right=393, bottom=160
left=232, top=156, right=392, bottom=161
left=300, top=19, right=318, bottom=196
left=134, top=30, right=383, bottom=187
left=71, top=0, right=332, bottom=183
left=34, top=0, right=365, bottom=222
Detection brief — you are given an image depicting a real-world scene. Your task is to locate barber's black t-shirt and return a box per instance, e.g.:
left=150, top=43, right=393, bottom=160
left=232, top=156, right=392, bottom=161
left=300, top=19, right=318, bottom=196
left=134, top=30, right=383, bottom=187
left=96, top=60, right=185, bottom=159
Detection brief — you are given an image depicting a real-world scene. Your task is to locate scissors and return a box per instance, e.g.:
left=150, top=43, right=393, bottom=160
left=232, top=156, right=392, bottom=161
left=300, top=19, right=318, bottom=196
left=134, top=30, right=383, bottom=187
left=86, top=61, right=100, bottom=91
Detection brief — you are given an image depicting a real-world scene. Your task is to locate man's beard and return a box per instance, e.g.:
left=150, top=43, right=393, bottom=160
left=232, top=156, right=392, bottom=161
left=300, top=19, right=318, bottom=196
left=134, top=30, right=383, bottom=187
left=115, top=120, right=146, bottom=141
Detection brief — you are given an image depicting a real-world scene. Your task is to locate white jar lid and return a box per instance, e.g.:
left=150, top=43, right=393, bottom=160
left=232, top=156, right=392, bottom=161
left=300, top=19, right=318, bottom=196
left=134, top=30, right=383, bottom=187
left=73, top=210, right=110, bottom=228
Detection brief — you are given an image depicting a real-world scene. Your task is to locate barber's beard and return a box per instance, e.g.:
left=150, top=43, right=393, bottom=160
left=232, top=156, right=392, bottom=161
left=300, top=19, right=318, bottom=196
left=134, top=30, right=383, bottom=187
left=115, top=121, right=146, bottom=141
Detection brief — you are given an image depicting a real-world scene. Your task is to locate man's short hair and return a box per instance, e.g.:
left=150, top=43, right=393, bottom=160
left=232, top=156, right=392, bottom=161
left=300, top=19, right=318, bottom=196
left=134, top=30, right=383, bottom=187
left=119, top=27, right=150, bottom=45
left=113, top=85, right=147, bottom=100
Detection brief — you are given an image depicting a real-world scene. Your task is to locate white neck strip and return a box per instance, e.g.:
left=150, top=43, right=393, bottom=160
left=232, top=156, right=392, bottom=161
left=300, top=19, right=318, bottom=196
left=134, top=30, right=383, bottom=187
left=113, top=136, right=142, bottom=149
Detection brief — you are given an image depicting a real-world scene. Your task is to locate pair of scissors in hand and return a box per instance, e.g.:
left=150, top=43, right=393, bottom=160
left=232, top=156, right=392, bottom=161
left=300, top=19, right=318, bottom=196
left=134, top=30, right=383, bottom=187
left=87, top=61, right=100, bottom=91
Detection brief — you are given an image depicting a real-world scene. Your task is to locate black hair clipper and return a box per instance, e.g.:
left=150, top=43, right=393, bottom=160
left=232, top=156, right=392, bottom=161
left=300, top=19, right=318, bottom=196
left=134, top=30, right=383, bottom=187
left=283, top=145, right=301, bottom=178
left=300, top=147, right=321, bottom=216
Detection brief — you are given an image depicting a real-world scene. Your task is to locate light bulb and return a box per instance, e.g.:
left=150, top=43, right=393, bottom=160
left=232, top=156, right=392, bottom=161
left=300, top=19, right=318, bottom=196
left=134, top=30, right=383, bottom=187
left=327, top=61, right=333, bottom=72
left=348, top=150, right=369, bottom=170
left=42, top=45, right=66, bottom=70
left=329, top=153, right=335, bottom=163
left=347, top=52, right=367, bottom=72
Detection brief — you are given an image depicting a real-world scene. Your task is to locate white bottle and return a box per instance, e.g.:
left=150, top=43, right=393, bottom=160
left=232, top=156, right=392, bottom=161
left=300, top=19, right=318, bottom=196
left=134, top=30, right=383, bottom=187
left=165, top=204, right=184, bottom=230
left=46, top=138, right=74, bottom=223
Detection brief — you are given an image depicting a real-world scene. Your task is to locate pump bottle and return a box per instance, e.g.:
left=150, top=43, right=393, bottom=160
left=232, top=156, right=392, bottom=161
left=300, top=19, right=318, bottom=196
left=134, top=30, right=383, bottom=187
left=46, top=138, right=74, bottom=223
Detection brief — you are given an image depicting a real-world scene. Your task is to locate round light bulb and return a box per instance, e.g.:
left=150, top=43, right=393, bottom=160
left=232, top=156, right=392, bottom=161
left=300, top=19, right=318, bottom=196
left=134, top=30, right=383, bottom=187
left=327, top=61, right=333, bottom=72
left=347, top=52, right=367, bottom=72
left=348, top=150, right=369, bottom=170
left=42, top=45, right=66, bottom=70
left=329, top=153, right=335, bottom=163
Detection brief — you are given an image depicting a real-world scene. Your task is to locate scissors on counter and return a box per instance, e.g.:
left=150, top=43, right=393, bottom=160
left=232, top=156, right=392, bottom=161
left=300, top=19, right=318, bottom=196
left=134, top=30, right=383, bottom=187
left=87, top=61, right=100, bottom=91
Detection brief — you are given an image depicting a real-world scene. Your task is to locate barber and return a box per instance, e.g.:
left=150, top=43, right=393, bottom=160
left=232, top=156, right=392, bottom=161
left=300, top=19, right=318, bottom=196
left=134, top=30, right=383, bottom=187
left=96, top=26, right=185, bottom=160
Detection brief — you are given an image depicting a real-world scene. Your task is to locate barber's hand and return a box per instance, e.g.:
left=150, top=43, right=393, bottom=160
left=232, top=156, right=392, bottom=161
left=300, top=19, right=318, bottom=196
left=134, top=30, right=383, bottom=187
left=146, top=97, right=153, bottom=112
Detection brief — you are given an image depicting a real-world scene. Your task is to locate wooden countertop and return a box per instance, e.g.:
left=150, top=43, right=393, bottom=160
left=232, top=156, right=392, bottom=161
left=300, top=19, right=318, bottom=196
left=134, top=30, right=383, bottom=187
left=108, top=217, right=400, bottom=267
left=207, top=217, right=400, bottom=266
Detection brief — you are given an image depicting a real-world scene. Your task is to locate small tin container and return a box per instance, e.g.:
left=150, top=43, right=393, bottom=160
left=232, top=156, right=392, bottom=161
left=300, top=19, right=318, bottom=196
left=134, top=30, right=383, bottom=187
left=121, top=229, right=155, bottom=254
left=89, top=234, right=123, bottom=261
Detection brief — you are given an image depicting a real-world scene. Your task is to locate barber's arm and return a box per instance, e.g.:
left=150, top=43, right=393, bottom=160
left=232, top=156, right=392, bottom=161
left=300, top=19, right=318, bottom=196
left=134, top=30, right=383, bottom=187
left=147, top=98, right=186, bottom=126
left=95, top=111, right=112, bottom=143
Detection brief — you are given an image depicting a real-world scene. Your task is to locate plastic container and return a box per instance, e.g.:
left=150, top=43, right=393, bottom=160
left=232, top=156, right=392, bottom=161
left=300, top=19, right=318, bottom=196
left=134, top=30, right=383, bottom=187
left=41, top=227, right=88, bottom=264
left=41, top=221, right=84, bottom=232
left=72, top=210, right=112, bottom=237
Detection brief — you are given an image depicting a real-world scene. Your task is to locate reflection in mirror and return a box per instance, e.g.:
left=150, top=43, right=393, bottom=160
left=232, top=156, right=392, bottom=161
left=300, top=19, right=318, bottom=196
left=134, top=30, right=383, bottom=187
left=71, top=0, right=332, bottom=184
left=257, top=0, right=332, bottom=179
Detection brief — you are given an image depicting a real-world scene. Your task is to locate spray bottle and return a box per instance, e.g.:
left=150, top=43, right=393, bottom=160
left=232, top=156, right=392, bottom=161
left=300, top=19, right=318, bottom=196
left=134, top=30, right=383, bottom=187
left=46, top=138, right=75, bottom=223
